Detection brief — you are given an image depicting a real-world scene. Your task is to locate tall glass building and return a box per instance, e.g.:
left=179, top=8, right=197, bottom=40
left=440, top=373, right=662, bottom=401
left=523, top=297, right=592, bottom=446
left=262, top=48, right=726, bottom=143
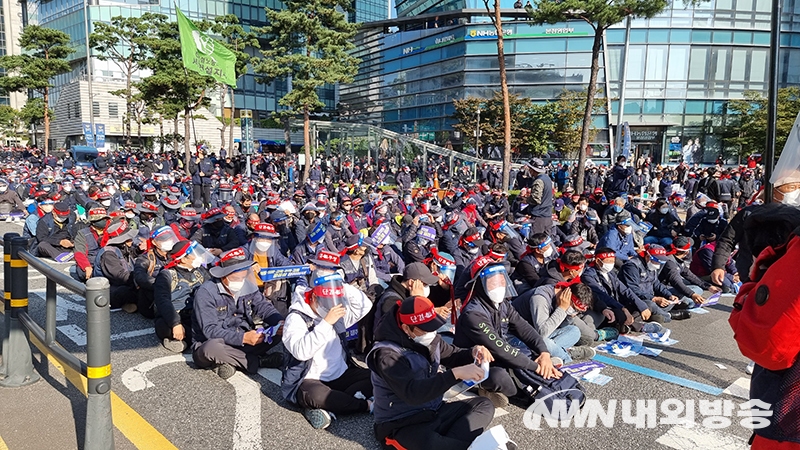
left=24, top=0, right=387, bottom=149
left=341, top=0, right=800, bottom=164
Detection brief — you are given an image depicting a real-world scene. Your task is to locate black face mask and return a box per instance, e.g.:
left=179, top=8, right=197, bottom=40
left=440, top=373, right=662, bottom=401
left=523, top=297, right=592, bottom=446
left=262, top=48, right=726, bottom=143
left=91, top=218, right=109, bottom=230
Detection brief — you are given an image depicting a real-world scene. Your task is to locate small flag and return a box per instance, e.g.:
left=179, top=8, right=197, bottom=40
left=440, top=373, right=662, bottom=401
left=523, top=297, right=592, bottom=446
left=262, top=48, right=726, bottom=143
left=175, top=7, right=237, bottom=87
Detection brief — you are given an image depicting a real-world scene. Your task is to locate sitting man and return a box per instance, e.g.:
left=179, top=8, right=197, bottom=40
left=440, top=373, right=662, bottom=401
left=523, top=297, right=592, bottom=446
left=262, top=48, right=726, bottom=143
left=659, top=236, right=712, bottom=307
left=511, top=233, right=556, bottom=292
left=619, top=244, right=690, bottom=323
left=154, top=240, right=212, bottom=352
left=35, top=201, right=76, bottom=259
left=597, top=210, right=638, bottom=268
left=192, top=247, right=285, bottom=379
left=282, top=270, right=373, bottom=429
left=368, top=295, right=495, bottom=450
left=580, top=248, right=646, bottom=332
left=454, top=257, right=561, bottom=408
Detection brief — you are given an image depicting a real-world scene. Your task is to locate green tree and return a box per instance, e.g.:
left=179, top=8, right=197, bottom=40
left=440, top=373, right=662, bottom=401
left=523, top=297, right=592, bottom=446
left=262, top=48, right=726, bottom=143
left=0, top=26, right=73, bottom=156
left=209, top=15, right=260, bottom=154
left=529, top=0, right=668, bottom=191
left=723, top=88, right=800, bottom=160
left=255, top=0, right=360, bottom=182
left=90, top=14, right=157, bottom=147
left=0, top=105, right=23, bottom=143
left=137, top=15, right=215, bottom=168
left=551, top=89, right=606, bottom=158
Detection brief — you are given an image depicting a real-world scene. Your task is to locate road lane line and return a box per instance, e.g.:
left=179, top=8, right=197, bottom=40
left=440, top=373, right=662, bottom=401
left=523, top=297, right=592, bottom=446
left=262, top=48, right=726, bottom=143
left=121, top=354, right=192, bottom=392
left=593, top=354, right=724, bottom=396
left=28, top=334, right=178, bottom=450
left=723, top=377, right=750, bottom=400
left=228, top=372, right=264, bottom=450
left=0, top=433, right=9, bottom=450
left=656, top=425, right=749, bottom=450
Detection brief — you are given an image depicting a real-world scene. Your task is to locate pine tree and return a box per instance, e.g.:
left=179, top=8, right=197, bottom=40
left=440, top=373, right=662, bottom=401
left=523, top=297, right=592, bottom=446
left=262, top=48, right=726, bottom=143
left=254, top=0, right=360, bottom=181
left=0, top=26, right=73, bottom=156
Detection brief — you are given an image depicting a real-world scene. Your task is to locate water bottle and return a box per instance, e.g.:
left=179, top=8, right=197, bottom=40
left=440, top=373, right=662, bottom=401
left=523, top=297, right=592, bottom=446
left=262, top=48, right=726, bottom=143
left=444, top=360, right=490, bottom=400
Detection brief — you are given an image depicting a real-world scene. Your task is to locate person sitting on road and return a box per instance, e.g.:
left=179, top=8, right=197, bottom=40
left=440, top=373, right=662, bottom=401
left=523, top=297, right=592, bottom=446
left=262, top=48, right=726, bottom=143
left=34, top=201, right=76, bottom=260
left=191, top=247, right=285, bottom=379
left=132, top=226, right=176, bottom=319
left=597, top=210, right=638, bottom=267
left=453, top=257, right=561, bottom=408
left=282, top=270, right=374, bottom=429
left=73, top=207, right=108, bottom=282
left=368, top=295, right=496, bottom=450
left=659, top=236, right=714, bottom=307
left=93, top=220, right=140, bottom=313
left=580, top=248, right=644, bottom=332
left=512, top=233, right=556, bottom=292
left=619, top=244, right=690, bottom=323
left=154, top=240, right=212, bottom=353
left=192, top=207, right=241, bottom=257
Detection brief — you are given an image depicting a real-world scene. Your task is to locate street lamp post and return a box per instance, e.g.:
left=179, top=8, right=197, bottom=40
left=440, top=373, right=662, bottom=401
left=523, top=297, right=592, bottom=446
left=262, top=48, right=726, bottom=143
left=475, top=108, right=481, bottom=157
left=83, top=0, right=96, bottom=149
left=764, top=0, right=781, bottom=203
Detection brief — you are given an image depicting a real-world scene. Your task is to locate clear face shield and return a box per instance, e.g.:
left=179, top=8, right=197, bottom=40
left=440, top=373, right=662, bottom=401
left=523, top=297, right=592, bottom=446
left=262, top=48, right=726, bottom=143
left=497, top=221, right=521, bottom=242
left=312, top=272, right=347, bottom=318
left=480, top=265, right=517, bottom=303
left=251, top=233, right=279, bottom=258
left=224, top=266, right=260, bottom=300
left=434, top=260, right=456, bottom=285
left=183, top=241, right=216, bottom=269
left=151, top=226, right=180, bottom=252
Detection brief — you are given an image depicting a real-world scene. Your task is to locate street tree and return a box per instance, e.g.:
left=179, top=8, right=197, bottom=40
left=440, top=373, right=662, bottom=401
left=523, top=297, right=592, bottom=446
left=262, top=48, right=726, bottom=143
left=209, top=14, right=260, bottom=154
left=0, top=26, right=73, bottom=156
left=137, top=15, right=215, bottom=169
left=0, top=105, right=24, bottom=143
left=529, top=0, right=668, bottom=192
left=723, top=87, right=800, bottom=160
left=255, top=0, right=360, bottom=182
left=90, top=14, right=157, bottom=147
left=482, top=0, right=513, bottom=190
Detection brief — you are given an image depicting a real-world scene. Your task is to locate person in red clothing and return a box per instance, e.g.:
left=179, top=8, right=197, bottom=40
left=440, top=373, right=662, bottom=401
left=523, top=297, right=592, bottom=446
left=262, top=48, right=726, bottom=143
left=72, top=208, right=109, bottom=281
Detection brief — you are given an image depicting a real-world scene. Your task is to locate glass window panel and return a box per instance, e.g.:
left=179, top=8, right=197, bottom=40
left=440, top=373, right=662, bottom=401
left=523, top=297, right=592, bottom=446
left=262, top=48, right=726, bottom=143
left=606, top=29, right=625, bottom=44
left=623, top=100, right=642, bottom=114
left=692, top=30, right=712, bottom=43
left=608, top=48, right=621, bottom=81
left=689, top=48, right=708, bottom=80
left=567, top=38, right=593, bottom=51
left=667, top=46, right=689, bottom=81
left=718, top=0, right=734, bottom=8
left=751, top=49, right=767, bottom=82
left=515, top=52, right=566, bottom=68
left=756, top=0, right=770, bottom=11
left=566, top=53, right=591, bottom=67
left=646, top=45, right=668, bottom=80
left=648, top=29, right=669, bottom=43
left=714, top=48, right=729, bottom=81
left=753, top=31, right=770, bottom=45
left=733, top=31, right=752, bottom=44
left=627, top=46, right=645, bottom=80
left=630, top=29, right=647, bottom=43
left=686, top=100, right=705, bottom=114
left=670, top=29, right=691, bottom=43
left=644, top=99, right=664, bottom=114
left=664, top=100, right=685, bottom=114
left=731, top=49, right=747, bottom=81
left=713, top=31, right=732, bottom=43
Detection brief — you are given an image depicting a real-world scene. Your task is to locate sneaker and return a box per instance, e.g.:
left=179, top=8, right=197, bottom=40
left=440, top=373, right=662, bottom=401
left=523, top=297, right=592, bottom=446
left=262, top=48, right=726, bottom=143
left=162, top=338, right=186, bottom=353
left=641, top=322, right=665, bottom=334
left=567, top=346, right=597, bottom=361
left=550, top=357, right=564, bottom=368
left=596, top=327, right=619, bottom=341
left=746, top=361, right=755, bottom=375
left=477, top=387, right=509, bottom=408
left=303, top=409, right=332, bottom=429
left=259, top=352, right=284, bottom=369
left=215, top=363, right=236, bottom=380
left=121, top=303, right=138, bottom=314
left=618, top=325, right=632, bottom=335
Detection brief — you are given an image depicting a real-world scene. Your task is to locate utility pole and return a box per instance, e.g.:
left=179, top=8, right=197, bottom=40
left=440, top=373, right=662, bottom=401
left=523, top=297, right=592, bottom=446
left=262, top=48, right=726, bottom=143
left=83, top=0, right=96, bottom=148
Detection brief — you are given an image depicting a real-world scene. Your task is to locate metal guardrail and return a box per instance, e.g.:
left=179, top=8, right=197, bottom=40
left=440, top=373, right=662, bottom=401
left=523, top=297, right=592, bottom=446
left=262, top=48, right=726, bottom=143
left=0, top=232, right=114, bottom=450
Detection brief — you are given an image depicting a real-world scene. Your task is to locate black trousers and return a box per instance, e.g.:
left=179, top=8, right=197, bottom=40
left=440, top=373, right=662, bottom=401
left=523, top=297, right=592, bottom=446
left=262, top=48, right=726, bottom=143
left=192, top=337, right=279, bottom=373
left=137, top=289, right=155, bottom=319
left=297, top=365, right=372, bottom=415
left=36, top=241, right=69, bottom=259
left=375, top=397, right=494, bottom=450
left=154, top=308, right=192, bottom=344
left=530, top=216, right=552, bottom=237
left=192, top=184, right=202, bottom=208
left=109, top=285, right=138, bottom=309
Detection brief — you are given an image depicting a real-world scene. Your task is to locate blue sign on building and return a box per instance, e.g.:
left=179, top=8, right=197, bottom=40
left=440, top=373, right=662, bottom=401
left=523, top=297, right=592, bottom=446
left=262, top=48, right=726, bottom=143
left=95, top=123, right=105, bottom=148
left=82, top=122, right=94, bottom=146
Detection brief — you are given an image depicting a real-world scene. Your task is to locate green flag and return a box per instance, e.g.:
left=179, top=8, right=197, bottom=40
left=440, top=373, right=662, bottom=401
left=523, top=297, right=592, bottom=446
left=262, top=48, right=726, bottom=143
left=176, top=7, right=237, bottom=87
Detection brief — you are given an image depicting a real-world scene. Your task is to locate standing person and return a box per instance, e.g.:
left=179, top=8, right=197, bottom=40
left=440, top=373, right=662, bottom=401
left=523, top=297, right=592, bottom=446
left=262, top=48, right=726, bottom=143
left=609, top=156, right=634, bottom=199
left=189, top=148, right=214, bottom=208
left=528, top=158, right=553, bottom=236
left=368, top=296, right=496, bottom=450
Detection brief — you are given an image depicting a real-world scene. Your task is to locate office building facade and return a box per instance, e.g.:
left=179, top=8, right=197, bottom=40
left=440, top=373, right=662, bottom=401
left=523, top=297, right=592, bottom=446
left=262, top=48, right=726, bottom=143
left=341, top=0, right=799, bottom=164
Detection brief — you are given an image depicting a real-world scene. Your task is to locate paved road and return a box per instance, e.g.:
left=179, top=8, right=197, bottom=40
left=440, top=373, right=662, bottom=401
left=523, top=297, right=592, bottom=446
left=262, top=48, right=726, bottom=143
left=0, top=220, right=758, bottom=450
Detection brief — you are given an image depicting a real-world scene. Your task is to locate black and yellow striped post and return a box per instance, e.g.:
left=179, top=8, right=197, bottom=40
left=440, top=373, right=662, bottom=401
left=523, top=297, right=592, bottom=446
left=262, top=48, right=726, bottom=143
left=84, top=277, right=113, bottom=449
left=0, top=232, right=18, bottom=377
left=0, top=236, right=39, bottom=387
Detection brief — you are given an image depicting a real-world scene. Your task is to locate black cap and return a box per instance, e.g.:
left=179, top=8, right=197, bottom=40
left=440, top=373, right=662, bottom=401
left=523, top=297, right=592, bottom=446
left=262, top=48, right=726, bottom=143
left=403, top=262, right=440, bottom=285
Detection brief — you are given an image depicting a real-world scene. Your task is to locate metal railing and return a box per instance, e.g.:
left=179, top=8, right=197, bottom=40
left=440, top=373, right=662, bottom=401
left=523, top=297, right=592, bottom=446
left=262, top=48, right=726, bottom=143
left=0, top=233, right=114, bottom=450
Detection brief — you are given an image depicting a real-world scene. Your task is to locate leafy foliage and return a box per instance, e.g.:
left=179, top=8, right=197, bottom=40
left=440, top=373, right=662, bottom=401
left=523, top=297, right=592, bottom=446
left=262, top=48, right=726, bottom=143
left=721, top=88, right=800, bottom=160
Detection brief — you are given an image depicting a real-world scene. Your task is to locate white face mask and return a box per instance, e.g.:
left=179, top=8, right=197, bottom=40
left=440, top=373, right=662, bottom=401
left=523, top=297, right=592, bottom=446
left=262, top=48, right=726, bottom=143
left=227, top=280, right=244, bottom=292
left=0, top=186, right=8, bottom=193
left=190, top=257, right=203, bottom=268
left=159, top=240, right=176, bottom=252
left=621, top=225, right=633, bottom=235
left=63, top=185, right=72, bottom=192
left=412, top=331, right=436, bottom=347
left=421, top=285, right=431, bottom=298
left=107, top=188, right=116, bottom=195
left=101, top=200, right=111, bottom=207
left=659, top=207, right=669, bottom=214
left=647, top=261, right=662, bottom=272
left=542, top=246, right=554, bottom=258
left=782, top=189, right=800, bottom=206
left=40, top=204, right=54, bottom=213
left=256, top=240, right=272, bottom=252
left=468, top=246, right=480, bottom=254
left=600, top=262, right=615, bottom=273
left=125, top=212, right=135, bottom=219
left=708, top=218, right=719, bottom=224
left=578, top=204, right=588, bottom=212
left=487, top=287, right=506, bottom=304
left=54, top=214, right=68, bottom=223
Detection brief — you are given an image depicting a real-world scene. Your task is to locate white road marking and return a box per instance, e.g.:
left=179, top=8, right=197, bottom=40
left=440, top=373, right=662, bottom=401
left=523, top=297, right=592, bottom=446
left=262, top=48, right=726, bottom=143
left=723, top=377, right=750, bottom=400
left=256, top=367, right=282, bottom=386
left=228, top=372, right=264, bottom=450
left=121, top=354, right=194, bottom=392
left=656, top=425, right=749, bottom=450
left=56, top=324, right=87, bottom=346
left=449, top=391, right=508, bottom=418
left=111, top=328, right=155, bottom=341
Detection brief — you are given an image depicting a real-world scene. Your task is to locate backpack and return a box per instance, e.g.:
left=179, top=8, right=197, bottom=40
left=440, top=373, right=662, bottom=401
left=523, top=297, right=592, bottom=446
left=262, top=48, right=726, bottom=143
left=730, top=229, right=800, bottom=371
